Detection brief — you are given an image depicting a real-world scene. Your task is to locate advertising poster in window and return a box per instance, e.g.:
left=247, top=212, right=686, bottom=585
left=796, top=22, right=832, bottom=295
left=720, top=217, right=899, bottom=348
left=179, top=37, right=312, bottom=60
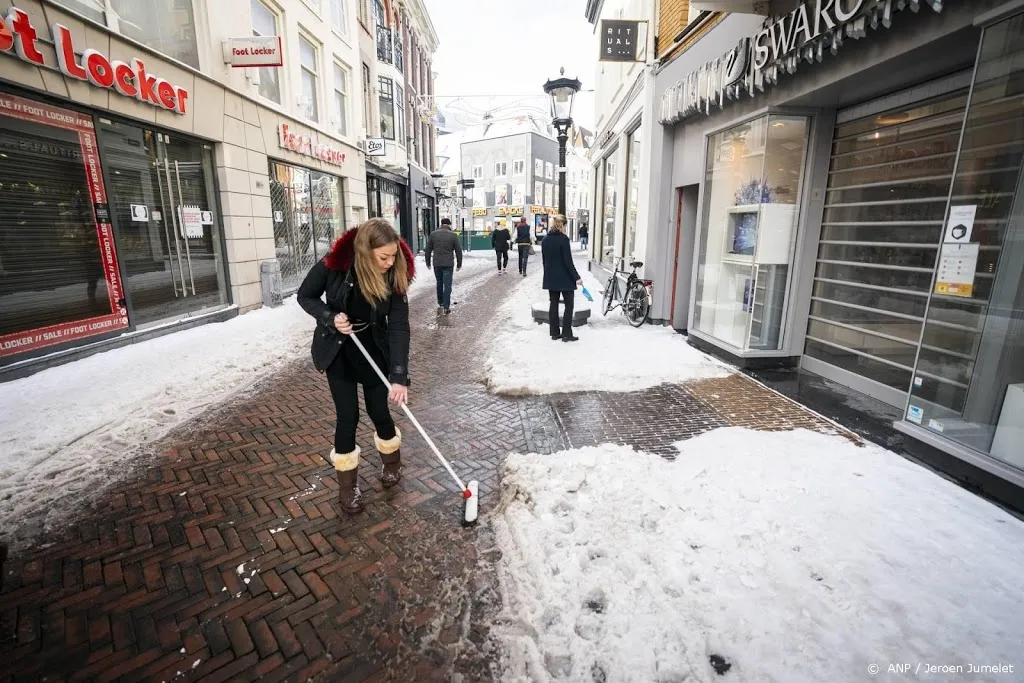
left=545, top=161, right=554, bottom=180
left=495, top=184, right=508, bottom=206
left=535, top=181, right=544, bottom=205
left=0, top=93, right=129, bottom=359
left=535, top=159, right=544, bottom=177
left=512, top=184, right=525, bottom=205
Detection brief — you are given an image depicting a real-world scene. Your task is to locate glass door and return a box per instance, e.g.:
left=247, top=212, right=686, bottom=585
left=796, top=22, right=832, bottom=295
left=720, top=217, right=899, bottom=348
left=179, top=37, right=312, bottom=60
left=98, top=120, right=227, bottom=326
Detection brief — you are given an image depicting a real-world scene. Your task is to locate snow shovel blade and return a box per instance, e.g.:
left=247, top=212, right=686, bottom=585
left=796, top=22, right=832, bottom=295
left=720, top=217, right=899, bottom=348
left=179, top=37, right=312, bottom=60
left=581, top=287, right=594, bottom=302
left=462, top=480, right=479, bottom=527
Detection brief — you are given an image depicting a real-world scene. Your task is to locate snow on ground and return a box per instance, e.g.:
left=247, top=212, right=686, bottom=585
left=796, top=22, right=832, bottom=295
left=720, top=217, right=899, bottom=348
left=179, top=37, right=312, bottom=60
left=492, top=428, right=1024, bottom=682
left=0, top=251, right=494, bottom=541
left=484, top=253, right=730, bottom=395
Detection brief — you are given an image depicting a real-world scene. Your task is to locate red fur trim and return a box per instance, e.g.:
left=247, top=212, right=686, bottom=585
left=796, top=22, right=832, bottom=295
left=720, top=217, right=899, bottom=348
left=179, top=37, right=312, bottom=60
left=322, top=227, right=416, bottom=290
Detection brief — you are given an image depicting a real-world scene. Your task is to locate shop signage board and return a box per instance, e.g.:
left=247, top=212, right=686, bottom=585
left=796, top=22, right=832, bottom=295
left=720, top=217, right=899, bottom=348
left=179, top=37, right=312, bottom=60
left=224, top=36, right=283, bottom=68
left=278, top=123, right=346, bottom=167
left=600, top=20, right=642, bottom=62
left=0, top=7, right=190, bottom=115
left=366, top=137, right=386, bottom=156
left=0, top=92, right=128, bottom=358
left=935, top=243, right=979, bottom=298
left=659, top=0, right=944, bottom=124
left=179, top=205, right=203, bottom=238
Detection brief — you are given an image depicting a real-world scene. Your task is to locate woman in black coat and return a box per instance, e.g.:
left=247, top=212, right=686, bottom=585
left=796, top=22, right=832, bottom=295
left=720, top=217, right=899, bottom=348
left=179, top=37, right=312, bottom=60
left=541, top=214, right=582, bottom=342
left=297, top=218, right=415, bottom=514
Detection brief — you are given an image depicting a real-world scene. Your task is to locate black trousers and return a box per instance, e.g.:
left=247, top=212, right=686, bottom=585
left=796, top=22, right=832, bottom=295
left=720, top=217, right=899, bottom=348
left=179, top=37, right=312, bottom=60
left=325, top=358, right=396, bottom=454
left=495, top=248, right=509, bottom=271
left=549, top=290, right=575, bottom=338
left=518, top=245, right=531, bottom=274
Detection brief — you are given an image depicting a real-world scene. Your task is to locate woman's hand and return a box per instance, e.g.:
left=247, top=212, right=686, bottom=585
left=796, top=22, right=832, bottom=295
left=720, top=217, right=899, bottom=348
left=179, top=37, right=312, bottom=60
left=389, top=384, right=409, bottom=405
left=577, top=279, right=583, bottom=287
left=334, top=312, right=353, bottom=335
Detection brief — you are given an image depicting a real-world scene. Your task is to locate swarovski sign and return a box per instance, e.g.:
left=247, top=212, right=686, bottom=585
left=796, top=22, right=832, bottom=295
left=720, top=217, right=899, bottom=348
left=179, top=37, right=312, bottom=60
left=659, top=0, right=944, bottom=124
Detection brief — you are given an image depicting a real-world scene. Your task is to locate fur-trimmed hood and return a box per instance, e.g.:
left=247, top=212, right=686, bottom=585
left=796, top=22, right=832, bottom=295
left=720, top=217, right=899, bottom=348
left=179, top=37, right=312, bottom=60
left=322, top=227, right=416, bottom=285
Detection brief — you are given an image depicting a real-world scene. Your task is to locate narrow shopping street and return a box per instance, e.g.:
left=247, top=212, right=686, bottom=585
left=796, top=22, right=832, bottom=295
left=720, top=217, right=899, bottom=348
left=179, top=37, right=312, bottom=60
left=0, top=259, right=864, bottom=682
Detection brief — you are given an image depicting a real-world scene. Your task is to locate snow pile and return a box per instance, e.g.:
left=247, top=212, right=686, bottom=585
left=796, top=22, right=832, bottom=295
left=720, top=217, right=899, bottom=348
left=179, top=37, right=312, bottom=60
left=0, top=298, right=314, bottom=537
left=493, top=428, right=1024, bottom=682
left=484, top=258, right=730, bottom=395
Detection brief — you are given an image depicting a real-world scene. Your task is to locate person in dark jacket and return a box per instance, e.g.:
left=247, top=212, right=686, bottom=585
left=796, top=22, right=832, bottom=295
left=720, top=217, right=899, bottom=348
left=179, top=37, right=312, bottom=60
left=514, top=217, right=533, bottom=277
left=424, top=218, right=463, bottom=314
left=542, top=214, right=582, bottom=342
left=297, top=218, right=415, bottom=514
left=491, top=222, right=512, bottom=274
left=579, top=223, right=589, bottom=250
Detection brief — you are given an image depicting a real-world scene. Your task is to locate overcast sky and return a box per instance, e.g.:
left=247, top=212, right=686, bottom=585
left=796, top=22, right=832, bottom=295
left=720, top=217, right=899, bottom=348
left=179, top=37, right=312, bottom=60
left=424, top=0, right=597, bottom=130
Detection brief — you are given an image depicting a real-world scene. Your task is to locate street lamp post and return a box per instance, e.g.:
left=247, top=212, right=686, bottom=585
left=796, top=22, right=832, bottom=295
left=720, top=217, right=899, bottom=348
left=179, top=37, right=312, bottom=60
left=543, top=68, right=582, bottom=217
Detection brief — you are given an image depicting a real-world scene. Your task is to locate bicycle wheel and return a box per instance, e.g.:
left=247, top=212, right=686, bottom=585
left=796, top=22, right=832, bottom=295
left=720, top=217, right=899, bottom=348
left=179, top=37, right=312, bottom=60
left=623, top=281, right=650, bottom=327
left=602, top=275, right=616, bottom=316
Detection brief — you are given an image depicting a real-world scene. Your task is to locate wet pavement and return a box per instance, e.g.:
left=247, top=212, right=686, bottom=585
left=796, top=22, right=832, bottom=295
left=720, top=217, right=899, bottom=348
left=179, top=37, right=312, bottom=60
left=0, top=261, right=860, bottom=682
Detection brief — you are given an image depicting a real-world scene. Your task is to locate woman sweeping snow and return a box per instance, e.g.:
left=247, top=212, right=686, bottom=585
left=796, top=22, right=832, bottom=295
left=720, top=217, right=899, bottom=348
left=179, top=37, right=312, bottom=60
left=297, top=218, right=414, bottom=514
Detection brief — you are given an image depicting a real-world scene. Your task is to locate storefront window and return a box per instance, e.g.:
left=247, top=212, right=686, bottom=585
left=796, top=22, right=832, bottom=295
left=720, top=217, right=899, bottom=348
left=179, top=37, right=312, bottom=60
left=624, top=125, right=642, bottom=260
left=693, top=115, right=809, bottom=350
left=252, top=0, right=282, bottom=104
left=905, top=11, right=1024, bottom=469
left=601, top=147, right=621, bottom=268
left=0, top=94, right=128, bottom=360
left=270, top=162, right=345, bottom=291
left=54, top=0, right=200, bottom=69
left=367, top=175, right=403, bottom=241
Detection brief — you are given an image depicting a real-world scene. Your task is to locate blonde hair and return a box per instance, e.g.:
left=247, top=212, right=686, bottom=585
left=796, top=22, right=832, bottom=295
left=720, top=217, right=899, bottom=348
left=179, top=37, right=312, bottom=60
left=550, top=214, right=567, bottom=233
left=353, top=218, right=410, bottom=304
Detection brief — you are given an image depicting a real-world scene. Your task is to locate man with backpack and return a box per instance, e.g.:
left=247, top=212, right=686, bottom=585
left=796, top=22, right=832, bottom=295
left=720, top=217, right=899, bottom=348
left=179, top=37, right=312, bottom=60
left=424, top=218, right=463, bottom=315
left=491, top=221, right=512, bottom=274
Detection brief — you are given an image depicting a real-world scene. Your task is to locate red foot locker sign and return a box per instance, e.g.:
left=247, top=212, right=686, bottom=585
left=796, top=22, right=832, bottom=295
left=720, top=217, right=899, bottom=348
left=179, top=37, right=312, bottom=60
left=0, top=93, right=130, bottom=358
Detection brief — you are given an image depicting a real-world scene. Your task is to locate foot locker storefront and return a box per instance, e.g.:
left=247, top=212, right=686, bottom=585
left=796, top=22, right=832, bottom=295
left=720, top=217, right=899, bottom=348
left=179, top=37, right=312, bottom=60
left=0, top=91, right=228, bottom=365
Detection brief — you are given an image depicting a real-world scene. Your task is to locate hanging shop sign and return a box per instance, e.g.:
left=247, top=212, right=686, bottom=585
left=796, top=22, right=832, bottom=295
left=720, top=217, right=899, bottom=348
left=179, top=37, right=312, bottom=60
left=0, top=7, right=190, bottom=115
left=223, top=36, right=283, bottom=68
left=366, top=137, right=386, bottom=156
left=278, top=123, right=346, bottom=167
left=599, top=20, right=643, bottom=62
left=658, top=0, right=943, bottom=124
left=0, top=92, right=128, bottom=358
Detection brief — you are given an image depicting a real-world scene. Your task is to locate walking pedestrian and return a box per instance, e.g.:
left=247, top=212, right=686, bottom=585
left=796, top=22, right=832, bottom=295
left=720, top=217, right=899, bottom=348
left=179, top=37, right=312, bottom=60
left=297, top=218, right=414, bottom=515
left=515, top=217, right=533, bottom=277
left=579, top=223, right=589, bottom=250
left=424, top=217, right=463, bottom=314
left=542, top=214, right=582, bottom=343
left=491, top=222, right=512, bottom=274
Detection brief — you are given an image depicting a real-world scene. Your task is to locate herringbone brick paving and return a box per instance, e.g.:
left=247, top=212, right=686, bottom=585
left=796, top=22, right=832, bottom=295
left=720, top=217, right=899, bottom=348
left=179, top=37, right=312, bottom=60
left=0, top=258, right=863, bottom=682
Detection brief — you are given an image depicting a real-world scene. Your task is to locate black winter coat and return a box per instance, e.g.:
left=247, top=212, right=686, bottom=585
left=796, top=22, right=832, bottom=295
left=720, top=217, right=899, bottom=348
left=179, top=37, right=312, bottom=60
left=492, top=228, right=512, bottom=251
left=515, top=224, right=532, bottom=245
left=297, top=229, right=413, bottom=385
left=541, top=231, right=581, bottom=292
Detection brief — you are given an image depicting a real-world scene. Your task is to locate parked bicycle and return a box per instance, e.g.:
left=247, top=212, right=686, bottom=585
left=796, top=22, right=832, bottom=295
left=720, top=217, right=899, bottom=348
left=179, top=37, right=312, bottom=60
left=602, top=257, right=652, bottom=327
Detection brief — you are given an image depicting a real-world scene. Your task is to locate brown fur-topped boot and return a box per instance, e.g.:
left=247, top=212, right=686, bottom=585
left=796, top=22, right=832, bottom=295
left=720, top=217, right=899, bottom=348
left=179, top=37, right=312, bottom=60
left=374, top=429, right=403, bottom=488
left=331, top=446, right=364, bottom=514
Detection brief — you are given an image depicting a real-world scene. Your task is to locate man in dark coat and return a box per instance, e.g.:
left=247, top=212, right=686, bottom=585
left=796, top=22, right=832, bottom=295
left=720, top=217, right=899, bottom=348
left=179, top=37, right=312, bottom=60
left=542, top=215, right=582, bottom=342
left=514, top=217, right=533, bottom=277
left=491, top=222, right=512, bottom=274
left=424, top=218, right=463, bottom=314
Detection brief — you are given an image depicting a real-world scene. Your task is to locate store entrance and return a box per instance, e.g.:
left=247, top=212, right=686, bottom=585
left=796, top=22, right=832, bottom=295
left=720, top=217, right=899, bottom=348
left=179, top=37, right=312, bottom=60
left=98, top=121, right=227, bottom=327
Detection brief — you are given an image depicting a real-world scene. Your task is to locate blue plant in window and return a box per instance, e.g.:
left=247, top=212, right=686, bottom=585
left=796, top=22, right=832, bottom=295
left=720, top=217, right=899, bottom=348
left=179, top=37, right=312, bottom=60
left=734, top=179, right=776, bottom=206
left=731, top=180, right=776, bottom=255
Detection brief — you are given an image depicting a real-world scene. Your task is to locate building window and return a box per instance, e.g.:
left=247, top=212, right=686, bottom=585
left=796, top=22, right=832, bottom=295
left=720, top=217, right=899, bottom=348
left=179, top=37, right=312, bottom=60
left=395, top=84, right=406, bottom=147
left=299, top=37, right=320, bottom=122
left=358, top=0, right=369, bottom=26
left=395, top=25, right=405, bottom=73
left=374, top=1, right=392, bottom=63
left=694, top=115, right=810, bottom=351
left=472, top=165, right=483, bottom=179
left=251, top=0, right=281, bottom=104
left=495, top=161, right=508, bottom=177
left=623, top=125, right=642, bottom=260
left=55, top=1, right=200, bottom=68
left=535, top=158, right=544, bottom=177
left=599, top=148, right=621, bottom=268
left=362, top=63, right=372, bottom=134
left=302, top=0, right=322, bottom=13
left=333, top=62, right=349, bottom=137
left=379, top=76, right=395, bottom=140
left=513, top=159, right=525, bottom=175
left=330, top=0, right=347, bottom=34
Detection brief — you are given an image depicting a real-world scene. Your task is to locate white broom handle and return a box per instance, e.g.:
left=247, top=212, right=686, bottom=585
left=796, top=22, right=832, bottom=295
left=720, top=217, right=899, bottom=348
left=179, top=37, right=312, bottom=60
left=348, top=333, right=468, bottom=493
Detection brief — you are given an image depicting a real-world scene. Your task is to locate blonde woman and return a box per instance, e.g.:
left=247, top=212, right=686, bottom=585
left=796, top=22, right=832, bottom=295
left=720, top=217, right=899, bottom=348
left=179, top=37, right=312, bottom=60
left=541, top=214, right=582, bottom=342
left=297, top=218, right=414, bottom=514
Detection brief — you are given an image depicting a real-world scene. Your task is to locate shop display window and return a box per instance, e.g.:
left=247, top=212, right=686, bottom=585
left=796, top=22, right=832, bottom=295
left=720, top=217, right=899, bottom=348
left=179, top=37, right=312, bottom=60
left=905, top=11, right=1024, bottom=470
left=693, top=115, right=809, bottom=350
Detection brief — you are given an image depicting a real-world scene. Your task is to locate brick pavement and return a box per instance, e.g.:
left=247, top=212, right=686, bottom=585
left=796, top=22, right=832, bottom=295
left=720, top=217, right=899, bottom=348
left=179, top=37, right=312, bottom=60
left=0, top=261, right=862, bottom=683
left=0, top=265, right=560, bottom=683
